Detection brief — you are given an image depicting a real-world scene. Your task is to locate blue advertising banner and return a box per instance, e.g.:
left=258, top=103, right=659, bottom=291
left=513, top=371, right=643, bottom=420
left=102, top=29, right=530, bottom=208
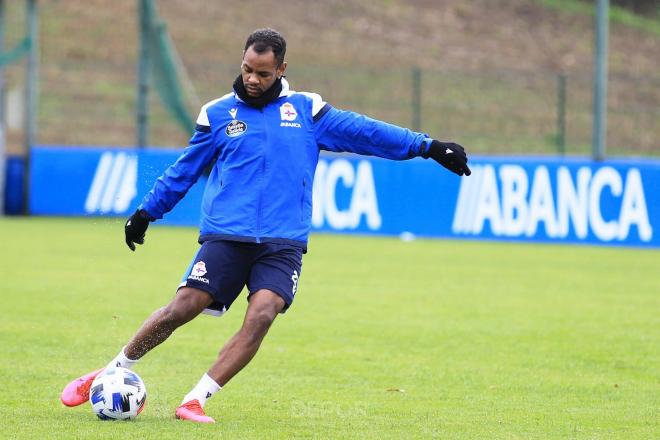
left=30, top=146, right=660, bottom=247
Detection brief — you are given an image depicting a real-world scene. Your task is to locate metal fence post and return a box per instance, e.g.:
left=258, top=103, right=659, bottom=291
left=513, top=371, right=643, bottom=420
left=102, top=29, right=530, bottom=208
left=137, top=0, right=150, bottom=149
left=26, top=0, right=38, bottom=150
left=25, top=0, right=38, bottom=214
left=556, top=73, right=567, bottom=155
left=592, top=0, right=609, bottom=160
left=411, top=67, right=421, bottom=132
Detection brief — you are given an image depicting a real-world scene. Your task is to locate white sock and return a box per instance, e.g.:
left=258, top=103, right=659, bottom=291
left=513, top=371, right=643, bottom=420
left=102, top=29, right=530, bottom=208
left=181, top=373, right=221, bottom=407
left=106, top=346, right=138, bottom=370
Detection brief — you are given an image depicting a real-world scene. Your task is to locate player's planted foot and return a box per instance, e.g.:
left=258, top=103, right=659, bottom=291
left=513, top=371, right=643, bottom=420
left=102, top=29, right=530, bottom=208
left=60, top=368, right=104, bottom=407
left=175, top=399, right=216, bottom=423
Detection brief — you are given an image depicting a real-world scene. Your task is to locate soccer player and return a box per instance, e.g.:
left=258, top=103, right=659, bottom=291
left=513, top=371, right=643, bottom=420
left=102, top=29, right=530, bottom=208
left=60, top=28, right=470, bottom=423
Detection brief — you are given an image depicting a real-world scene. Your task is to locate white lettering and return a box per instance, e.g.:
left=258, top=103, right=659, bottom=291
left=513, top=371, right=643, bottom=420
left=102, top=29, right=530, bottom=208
left=618, top=169, right=652, bottom=242
left=451, top=163, right=653, bottom=243
left=525, top=166, right=558, bottom=237
left=556, top=166, right=591, bottom=239
left=499, top=165, right=528, bottom=236
left=349, top=161, right=381, bottom=229
left=291, top=270, right=299, bottom=295
left=187, top=275, right=210, bottom=284
left=472, top=165, right=502, bottom=234
left=589, top=167, right=622, bottom=241
left=323, top=159, right=354, bottom=229
left=313, top=159, right=382, bottom=231
left=280, top=122, right=302, bottom=128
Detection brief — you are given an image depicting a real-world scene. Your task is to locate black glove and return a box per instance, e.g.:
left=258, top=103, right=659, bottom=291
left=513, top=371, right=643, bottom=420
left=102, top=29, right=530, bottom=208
left=125, top=209, right=153, bottom=251
left=422, top=140, right=471, bottom=176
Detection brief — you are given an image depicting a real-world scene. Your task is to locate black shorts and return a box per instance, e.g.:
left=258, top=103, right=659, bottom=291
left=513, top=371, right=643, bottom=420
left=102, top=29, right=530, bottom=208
left=178, top=240, right=303, bottom=316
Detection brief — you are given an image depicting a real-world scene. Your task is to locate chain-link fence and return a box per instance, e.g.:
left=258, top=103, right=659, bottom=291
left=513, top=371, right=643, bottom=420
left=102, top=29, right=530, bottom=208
left=3, top=2, right=659, bottom=157
left=32, top=61, right=659, bottom=156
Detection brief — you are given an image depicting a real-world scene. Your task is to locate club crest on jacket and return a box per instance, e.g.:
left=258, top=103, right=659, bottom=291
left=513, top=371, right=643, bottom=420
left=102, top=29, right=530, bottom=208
left=226, top=119, right=247, bottom=137
left=280, top=103, right=297, bottom=121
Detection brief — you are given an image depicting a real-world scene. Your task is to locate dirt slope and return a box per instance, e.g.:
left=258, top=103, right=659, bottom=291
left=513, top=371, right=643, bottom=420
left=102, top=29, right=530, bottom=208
left=3, top=0, right=658, bottom=153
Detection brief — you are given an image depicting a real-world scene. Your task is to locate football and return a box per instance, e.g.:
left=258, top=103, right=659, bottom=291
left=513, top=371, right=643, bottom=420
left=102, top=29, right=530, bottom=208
left=89, top=367, right=147, bottom=420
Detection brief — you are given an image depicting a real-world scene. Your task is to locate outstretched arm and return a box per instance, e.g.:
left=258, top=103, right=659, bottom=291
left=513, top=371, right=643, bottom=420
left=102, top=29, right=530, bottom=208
left=313, top=105, right=470, bottom=175
left=314, top=106, right=427, bottom=160
left=124, top=104, right=220, bottom=251
left=138, top=128, right=219, bottom=220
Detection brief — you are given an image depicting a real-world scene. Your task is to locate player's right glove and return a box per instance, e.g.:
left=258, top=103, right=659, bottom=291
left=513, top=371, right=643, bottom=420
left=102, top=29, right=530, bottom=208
left=125, top=209, right=153, bottom=251
left=422, top=139, right=471, bottom=176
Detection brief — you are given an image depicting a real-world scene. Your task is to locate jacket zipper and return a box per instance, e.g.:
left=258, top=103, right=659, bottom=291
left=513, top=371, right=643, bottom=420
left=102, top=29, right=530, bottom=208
left=256, top=108, right=267, bottom=243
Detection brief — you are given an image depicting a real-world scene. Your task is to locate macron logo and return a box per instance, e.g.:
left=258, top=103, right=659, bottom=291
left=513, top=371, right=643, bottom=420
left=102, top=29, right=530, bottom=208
left=85, top=152, right=138, bottom=214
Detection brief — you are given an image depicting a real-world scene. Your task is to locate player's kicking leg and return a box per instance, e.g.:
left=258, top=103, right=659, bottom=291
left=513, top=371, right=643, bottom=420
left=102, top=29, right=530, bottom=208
left=175, top=289, right=284, bottom=423
left=60, top=287, right=212, bottom=407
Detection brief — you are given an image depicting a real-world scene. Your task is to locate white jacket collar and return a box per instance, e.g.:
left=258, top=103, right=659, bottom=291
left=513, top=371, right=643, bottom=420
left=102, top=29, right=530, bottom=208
left=279, top=78, right=290, bottom=97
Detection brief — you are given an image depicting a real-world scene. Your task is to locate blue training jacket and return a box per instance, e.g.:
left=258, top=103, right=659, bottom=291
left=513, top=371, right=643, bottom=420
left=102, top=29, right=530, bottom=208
left=139, top=79, right=430, bottom=248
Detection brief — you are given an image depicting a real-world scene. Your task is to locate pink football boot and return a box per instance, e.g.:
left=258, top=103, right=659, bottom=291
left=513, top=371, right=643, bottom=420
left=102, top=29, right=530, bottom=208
left=175, top=399, right=216, bottom=423
left=60, top=368, right=104, bottom=407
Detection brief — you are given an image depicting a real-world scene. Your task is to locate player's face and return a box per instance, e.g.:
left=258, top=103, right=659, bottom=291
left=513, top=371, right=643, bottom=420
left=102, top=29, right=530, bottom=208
left=241, top=46, right=286, bottom=97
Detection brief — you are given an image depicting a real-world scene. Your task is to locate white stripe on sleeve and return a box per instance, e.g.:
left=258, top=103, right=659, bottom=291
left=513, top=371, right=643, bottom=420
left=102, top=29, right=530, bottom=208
left=196, top=94, right=232, bottom=126
left=298, top=92, right=327, bottom=118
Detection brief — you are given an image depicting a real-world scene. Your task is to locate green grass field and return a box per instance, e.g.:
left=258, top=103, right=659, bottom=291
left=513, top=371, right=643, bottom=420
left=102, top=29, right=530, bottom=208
left=0, top=217, right=658, bottom=439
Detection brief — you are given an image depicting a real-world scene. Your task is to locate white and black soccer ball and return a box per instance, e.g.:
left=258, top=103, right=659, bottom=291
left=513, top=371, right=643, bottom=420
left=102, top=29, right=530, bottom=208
left=89, top=367, right=147, bottom=420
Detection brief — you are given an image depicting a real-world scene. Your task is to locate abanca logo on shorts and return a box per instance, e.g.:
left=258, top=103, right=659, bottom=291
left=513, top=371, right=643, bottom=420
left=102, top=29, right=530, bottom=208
left=188, top=261, right=210, bottom=284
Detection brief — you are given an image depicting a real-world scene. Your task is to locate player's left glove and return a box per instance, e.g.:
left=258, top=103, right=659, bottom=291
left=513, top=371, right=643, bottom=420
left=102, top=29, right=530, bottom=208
left=125, top=209, right=153, bottom=251
left=422, top=139, right=471, bottom=176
